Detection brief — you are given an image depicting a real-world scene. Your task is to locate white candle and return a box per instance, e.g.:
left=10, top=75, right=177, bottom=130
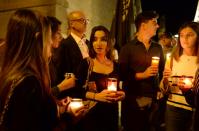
left=165, top=53, right=171, bottom=69
left=69, top=98, right=83, bottom=110
left=151, top=57, right=160, bottom=67
left=107, top=78, right=117, bottom=91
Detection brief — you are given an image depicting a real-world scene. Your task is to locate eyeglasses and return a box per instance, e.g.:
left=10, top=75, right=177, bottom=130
left=71, top=18, right=89, bottom=24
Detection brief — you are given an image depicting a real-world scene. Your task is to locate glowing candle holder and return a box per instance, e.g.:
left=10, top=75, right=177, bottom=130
left=182, top=76, right=193, bottom=89
left=165, top=53, right=171, bottom=69
left=107, top=78, right=117, bottom=91
left=151, top=56, right=160, bottom=67
left=69, top=98, right=83, bottom=110
left=64, top=73, right=73, bottom=79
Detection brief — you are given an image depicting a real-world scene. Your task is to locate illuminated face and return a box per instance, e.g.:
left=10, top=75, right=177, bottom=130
left=52, top=25, right=62, bottom=48
left=93, top=30, right=108, bottom=56
left=179, top=27, right=197, bottom=50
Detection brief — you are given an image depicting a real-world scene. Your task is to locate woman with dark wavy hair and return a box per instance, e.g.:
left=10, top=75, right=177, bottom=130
left=75, top=25, right=125, bottom=131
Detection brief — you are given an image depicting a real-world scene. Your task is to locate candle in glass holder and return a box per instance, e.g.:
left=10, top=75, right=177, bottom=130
left=151, top=56, right=160, bottom=67
left=165, top=53, right=171, bottom=69
left=64, top=73, right=73, bottom=79
left=107, top=78, right=117, bottom=91
left=182, top=76, right=193, bottom=88
left=69, top=98, right=83, bottom=110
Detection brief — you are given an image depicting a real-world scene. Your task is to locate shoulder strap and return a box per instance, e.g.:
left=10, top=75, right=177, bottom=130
left=83, top=57, right=94, bottom=90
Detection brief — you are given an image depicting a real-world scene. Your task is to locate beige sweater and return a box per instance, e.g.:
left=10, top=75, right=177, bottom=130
left=167, top=54, right=198, bottom=110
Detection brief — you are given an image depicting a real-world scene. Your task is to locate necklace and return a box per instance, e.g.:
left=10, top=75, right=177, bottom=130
left=95, top=57, right=112, bottom=66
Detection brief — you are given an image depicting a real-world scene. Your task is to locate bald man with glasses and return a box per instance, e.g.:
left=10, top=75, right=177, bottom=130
left=55, top=11, right=90, bottom=99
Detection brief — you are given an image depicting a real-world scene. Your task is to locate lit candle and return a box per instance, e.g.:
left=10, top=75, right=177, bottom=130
left=69, top=98, right=83, bottom=110
left=151, top=57, right=160, bottom=67
left=107, top=78, right=117, bottom=91
left=165, top=53, right=171, bottom=69
left=183, top=76, right=193, bottom=88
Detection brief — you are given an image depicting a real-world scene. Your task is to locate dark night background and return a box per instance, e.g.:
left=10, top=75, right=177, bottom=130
left=141, top=0, right=198, bottom=35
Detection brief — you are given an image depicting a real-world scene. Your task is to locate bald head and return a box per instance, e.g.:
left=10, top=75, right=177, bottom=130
left=67, top=11, right=86, bottom=21
left=67, top=11, right=88, bottom=37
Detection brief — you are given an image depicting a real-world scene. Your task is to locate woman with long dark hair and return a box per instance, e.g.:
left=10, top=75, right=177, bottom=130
left=0, top=9, right=74, bottom=130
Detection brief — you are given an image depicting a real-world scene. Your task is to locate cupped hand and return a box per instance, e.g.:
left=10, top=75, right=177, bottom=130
left=114, top=90, right=125, bottom=101
left=95, top=89, right=118, bottom=103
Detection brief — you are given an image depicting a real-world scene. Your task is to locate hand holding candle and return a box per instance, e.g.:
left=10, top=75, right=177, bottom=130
left=178, top=76, right=193, bottom=92
left=183, top=76, right=193, bottom=88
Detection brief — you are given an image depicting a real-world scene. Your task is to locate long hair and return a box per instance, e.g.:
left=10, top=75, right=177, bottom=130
left=89, top=25, right=114, bottom=60
left=0, top=9, right=51, bottom=111
left=47, top=16, right=61, bottom=37
left=172, top=22, right=199, bottom=63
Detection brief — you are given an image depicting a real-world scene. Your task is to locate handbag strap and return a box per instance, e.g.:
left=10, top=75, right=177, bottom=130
left=83, top=57, right=94, bottom=90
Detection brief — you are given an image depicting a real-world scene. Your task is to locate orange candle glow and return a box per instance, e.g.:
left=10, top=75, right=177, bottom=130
left=69, top=98, right=83, bottom=110
left=151, top=57, right=160, bottom=67
left=183, top=76, right=193, bottom=88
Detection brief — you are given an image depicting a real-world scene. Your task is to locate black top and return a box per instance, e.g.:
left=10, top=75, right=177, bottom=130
left=119, top=38, right=165, bottom=98
left=75, top=58, right=119, bottom=131
left=2, top=76, right=58, bottom=131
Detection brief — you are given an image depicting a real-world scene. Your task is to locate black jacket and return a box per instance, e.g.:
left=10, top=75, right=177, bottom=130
left=55, top=35, right=89, bottom=98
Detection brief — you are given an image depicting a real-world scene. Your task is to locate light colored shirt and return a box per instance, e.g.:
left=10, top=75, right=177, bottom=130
left=167, top=54, right=198, bottom=110
left=71, top=33, right=89, bottom=59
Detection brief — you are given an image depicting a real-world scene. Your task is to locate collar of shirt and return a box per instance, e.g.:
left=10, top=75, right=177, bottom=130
left=71, top=32, right=86, bottom=45
left=134, top=37, right=158, bottom=48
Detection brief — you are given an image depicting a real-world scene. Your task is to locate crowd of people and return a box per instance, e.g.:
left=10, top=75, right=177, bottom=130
left=0, top=8, right=198, bottom=131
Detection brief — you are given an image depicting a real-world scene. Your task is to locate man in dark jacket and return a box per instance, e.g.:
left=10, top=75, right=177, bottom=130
left=55, top=11, right=89, bottom=98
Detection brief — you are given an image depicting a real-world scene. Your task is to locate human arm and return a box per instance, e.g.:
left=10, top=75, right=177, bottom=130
left=135, top=65, right=159, bottom=80
left=159, top=68, right=172, bottom=93
left=85, top=89, right=125, bottom=103
left=51, top=76, right=76, bottom=97
left=57, top=75, right=76, bottom=92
